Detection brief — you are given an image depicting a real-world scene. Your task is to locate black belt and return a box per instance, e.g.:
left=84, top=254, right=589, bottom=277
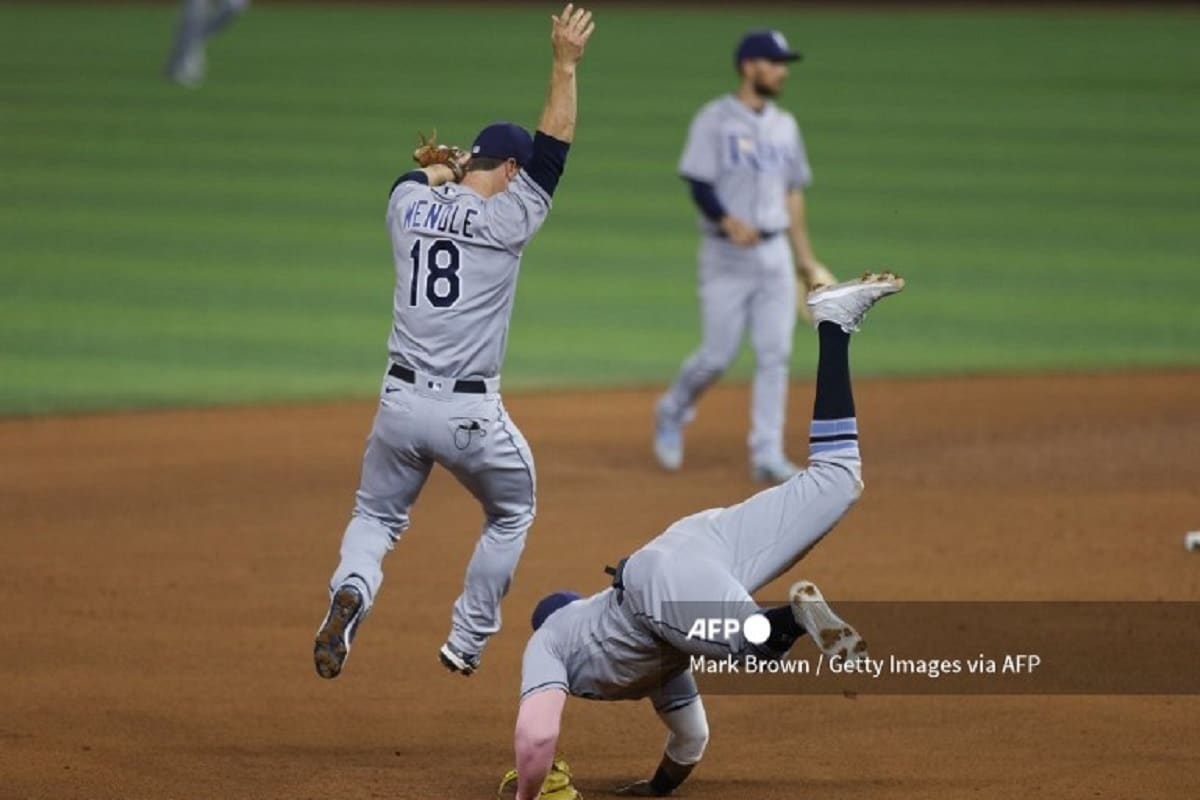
left=388, top=364, right=487, bottom=394
left=714, top=229, right=784, bottom=241
left=605, top=557, right=629, bottom=605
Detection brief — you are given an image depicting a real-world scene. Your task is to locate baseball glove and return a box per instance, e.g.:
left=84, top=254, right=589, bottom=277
left=412, top=129, right=468, bottom=182
left=498, top=756, right=582, bottom=800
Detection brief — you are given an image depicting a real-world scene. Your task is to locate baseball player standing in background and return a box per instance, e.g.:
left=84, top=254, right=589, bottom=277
left=508, top=274, right=904, bottom=800
left=164, top=0, right=250, bottom=87
left=655, top=30, right=837, bottom=484
left=313, top=5, right=596, bottom=679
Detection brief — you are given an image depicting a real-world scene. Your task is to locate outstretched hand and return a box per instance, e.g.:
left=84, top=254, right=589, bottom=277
left=551, top=3, right=595, bottom=66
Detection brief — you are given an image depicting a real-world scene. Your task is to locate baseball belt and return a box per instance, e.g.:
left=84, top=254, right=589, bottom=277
left=714, top=228, right=785, bottom=241
left=388, top=363, right=489, bottom=394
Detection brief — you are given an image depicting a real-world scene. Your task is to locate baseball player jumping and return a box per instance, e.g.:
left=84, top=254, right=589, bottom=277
left=508, top=274, right=903, bottom=799
left=655, top=30, right=837, bottom=484
left=313, top=5, right=596, bottom=680
left=164, top=0, right=250, bottom=87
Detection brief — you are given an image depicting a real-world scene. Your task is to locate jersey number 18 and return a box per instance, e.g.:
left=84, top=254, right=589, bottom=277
left=409, top=239, right=461, bottom=309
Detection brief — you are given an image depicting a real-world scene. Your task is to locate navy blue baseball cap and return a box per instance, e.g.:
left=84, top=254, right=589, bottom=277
left=471, top=121, right=534, bottom=167
left=531, top=590, right=582, bottom=631
left=734, top=29, right=803, bottom=66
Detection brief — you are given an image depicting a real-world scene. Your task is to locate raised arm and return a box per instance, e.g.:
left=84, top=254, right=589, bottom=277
left=537, top=4, right=595, bottom=143
left=513, top=688, right=568, bottom=800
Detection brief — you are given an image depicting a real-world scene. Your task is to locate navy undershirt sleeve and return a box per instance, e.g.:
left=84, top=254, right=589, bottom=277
left=525, top=131, right=571, bottom=197
left=687, top=178, right=726, bottom=222
left=389, top=170, right=429, bottom=196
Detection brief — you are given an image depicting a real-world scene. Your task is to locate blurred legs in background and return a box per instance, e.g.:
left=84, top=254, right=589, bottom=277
left=165, top=0, right=250, bottom=88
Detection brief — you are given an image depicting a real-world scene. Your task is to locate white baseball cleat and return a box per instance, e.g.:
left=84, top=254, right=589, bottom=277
left=652, top=397, right=687, bottom=472
left=806, top=272, right=905, bottom=333
left=789, top=580, right=868, bottom=664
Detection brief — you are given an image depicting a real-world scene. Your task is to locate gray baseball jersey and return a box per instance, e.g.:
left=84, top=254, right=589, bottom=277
left=659, top=94, right=814, bottom=468
left=520, top=434, right=863, bottom=705
left=678, top=94, right=811, bottom=236
left=326, top=169, right=554, bottom=660
left=386, top=172, right=551, bottom=378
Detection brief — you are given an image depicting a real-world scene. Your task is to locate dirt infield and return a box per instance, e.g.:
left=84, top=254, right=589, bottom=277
left=4, top=372, right=1199, bottom=800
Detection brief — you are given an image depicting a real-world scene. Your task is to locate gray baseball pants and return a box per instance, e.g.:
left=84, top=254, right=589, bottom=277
left=624, top=434, right=862, bottom=657
left=329, top=368, right=536, bottom=658
left=661, top=235, right=798, bottom=465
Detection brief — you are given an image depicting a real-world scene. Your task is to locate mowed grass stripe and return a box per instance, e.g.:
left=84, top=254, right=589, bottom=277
left=2, top=5, right=1198, bottom=415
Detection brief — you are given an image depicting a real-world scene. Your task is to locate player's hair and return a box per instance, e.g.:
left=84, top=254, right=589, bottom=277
left=465, top=157, right=507, bottom=173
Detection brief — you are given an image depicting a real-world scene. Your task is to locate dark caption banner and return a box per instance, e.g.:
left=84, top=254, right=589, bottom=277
left=664, top=602, right=1200, bottom=695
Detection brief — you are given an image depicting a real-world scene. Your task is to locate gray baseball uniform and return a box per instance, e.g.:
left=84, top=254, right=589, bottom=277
left=520, top=425, right=861, bottom=704
left=329, top=170, right=551, bottom=658
left=660, top=95, right=812, bottom=466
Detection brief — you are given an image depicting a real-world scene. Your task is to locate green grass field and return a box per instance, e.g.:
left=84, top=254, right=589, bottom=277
left=2, top=3, right=1198, bottom=414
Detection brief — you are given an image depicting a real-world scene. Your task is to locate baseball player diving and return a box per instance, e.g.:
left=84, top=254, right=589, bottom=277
left=508, top=274, right=903, bottom=799
left=164, top=0, right=250, bottom=87
left=655, top=30, right=838, bottom=485
left=313, top=5, right=597, bottom=680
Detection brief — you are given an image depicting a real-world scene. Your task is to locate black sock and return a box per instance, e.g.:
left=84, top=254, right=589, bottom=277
left=761, top=604, right=806, bottom=654
left=813, top=322, right=855, bottom=421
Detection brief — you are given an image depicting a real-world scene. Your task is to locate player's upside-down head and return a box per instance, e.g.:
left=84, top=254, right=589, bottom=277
left=531, top=590, right=582, bottom=630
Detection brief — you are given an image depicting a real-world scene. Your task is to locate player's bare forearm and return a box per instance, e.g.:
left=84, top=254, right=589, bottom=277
left=787, top=189, right=818, bottom=268
left=537, top=4, right=595, bottom=143
left=538, top=63, right=578, bottom=142
left=514, top=739, right=556, bottom=800
left=513, top=689, right=567, bottom=800
left=420, top=163, right=459, bottom=187
left=787, top=189, right=834, bottom=286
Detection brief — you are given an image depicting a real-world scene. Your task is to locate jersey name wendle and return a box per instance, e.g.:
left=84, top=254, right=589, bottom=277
left=401, top=198, right=480, bottom=239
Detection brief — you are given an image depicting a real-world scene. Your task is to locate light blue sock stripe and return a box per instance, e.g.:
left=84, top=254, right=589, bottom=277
left=810, top=440, right=860, bottom=455
left=810, top=418, right=858, bottom=437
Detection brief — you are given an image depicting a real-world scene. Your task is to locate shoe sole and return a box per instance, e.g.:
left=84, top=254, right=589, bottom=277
left=438, top=643, right=477, bottom=676
left=313, top=586, right=362, bottom=679
left=806, top=272, right=905, bottom=333
left=789, top=580, right=868, bottom=663
left=810, top=271, right=904, bottom=301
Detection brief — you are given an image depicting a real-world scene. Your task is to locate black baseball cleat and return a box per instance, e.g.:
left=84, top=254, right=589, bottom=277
left=314, top=584, right=366, bottom=679
left=438, top=642, right=481, bottom=676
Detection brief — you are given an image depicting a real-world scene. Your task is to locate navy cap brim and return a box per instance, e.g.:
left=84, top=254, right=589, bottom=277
left=739, top=50, right=804, bottom=65
left=769, top=51, right=803, bottom=63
